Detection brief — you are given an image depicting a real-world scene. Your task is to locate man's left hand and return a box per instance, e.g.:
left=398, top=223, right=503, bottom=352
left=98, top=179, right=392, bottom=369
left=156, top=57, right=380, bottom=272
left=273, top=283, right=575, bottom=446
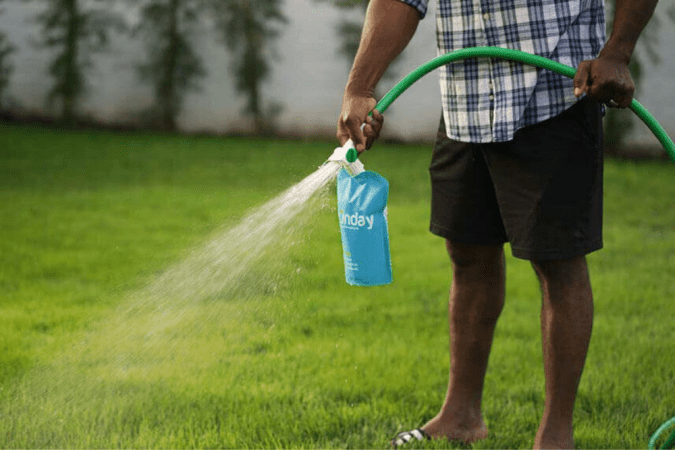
left=573, top=53, right=635, bottom=108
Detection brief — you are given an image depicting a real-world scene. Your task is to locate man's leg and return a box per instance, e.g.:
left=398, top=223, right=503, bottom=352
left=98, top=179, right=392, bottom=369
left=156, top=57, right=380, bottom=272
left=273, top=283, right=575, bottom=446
left=423, top=240, right=505, bottom=442
left=531, top=256, right=594, bottom=450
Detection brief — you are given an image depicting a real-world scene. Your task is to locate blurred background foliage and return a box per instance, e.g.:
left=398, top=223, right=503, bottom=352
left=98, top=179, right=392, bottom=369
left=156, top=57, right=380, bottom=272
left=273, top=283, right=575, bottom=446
left=218, top=0, right=287, bottom=135
left=0, top=0, right=673, bottom=149
left=134, top=0, right=206, bottom=131
left=0, top=0, right=16, bottom=110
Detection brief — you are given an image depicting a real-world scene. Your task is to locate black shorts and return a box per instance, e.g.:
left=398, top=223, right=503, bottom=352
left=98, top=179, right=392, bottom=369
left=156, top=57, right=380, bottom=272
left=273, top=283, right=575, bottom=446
left=429, top=98, right=604, bottom=261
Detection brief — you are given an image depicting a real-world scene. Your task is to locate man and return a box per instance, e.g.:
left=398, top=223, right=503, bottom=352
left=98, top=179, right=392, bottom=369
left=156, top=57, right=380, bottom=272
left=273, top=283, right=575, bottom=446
left=336, top=0, right=658, bottom=448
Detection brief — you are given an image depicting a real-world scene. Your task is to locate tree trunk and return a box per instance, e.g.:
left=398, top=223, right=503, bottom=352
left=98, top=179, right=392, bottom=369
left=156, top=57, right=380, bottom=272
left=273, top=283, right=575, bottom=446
left=62, top=0, right=80, bottom=124
left=160, top=0, right=180, bottom=131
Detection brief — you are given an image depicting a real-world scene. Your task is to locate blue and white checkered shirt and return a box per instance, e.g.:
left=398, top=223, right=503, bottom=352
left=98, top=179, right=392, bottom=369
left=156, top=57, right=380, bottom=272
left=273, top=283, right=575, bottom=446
left=400, top=0, right=606, bottom=143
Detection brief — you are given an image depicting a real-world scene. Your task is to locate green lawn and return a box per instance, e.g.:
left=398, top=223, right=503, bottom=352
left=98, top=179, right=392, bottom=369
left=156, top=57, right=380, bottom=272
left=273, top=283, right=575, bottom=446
left=0, top=123, right=674, bottom=448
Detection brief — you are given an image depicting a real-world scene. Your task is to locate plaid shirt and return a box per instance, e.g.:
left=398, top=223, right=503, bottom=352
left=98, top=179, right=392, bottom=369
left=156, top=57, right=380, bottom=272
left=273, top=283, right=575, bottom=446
left=400, top=0, right=606, bottom=143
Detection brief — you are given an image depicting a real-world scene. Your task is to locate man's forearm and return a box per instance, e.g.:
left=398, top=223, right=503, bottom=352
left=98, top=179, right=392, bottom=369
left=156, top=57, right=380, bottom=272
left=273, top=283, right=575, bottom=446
left=345, top=0, right=420, bottom=98
left=601, top=0, right=658, bottom=63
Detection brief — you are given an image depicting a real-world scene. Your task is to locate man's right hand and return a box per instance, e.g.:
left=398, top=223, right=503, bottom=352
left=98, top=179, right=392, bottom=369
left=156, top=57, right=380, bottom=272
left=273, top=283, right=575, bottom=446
left=337, top=92, right=384, bottom=153
left=334, top=0, right=419, bottom=154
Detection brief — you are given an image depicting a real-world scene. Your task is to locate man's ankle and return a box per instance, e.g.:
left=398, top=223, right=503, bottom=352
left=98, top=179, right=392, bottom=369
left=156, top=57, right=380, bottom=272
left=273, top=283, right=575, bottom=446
left=534, top=423, right=574, bottom=449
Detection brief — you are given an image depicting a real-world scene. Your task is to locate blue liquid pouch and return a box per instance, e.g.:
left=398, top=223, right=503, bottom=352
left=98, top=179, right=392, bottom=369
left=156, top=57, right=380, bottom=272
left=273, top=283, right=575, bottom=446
left=337, top=168, right=392, bottom=286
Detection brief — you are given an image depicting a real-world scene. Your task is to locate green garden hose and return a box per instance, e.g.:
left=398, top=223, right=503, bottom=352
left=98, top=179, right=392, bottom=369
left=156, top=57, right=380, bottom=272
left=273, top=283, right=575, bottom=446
left=373, top=46, right=675, bottom=161
left=650, top=416, right=675, bottom=450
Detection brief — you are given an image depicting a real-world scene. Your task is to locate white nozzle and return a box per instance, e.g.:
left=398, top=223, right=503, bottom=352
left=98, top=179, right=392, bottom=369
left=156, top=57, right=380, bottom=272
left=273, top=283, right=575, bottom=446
left=326, top=123, right=367, bottom=176
left=326, top=139, right=365, bottom=176
left=328, top=139, right=357, bottom=162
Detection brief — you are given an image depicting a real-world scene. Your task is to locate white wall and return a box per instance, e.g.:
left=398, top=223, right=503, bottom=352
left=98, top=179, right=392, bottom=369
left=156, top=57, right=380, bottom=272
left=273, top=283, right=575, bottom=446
left=1, top=0, right=673, bottom=146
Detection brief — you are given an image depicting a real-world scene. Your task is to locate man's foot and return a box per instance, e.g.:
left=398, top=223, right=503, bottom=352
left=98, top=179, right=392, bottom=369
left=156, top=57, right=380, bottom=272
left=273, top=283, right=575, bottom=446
left=533, top=428, right=575, bottom=449
left=422, top=413, right=489, bottom=443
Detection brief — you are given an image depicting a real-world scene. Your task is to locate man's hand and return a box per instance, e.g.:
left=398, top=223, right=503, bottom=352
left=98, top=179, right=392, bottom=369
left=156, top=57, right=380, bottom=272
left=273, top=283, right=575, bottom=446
left=573, top=53, right=635, bottom=109
left=334, top=0, right=419, bottom=153
left=337, top=92, right=384, bottom=153
left=574, top=0, right=658, bottom=109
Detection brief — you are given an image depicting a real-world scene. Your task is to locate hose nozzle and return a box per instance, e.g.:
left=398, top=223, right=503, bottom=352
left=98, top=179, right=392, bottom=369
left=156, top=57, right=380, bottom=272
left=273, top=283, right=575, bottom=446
left=326, top=139, right=365, bottom=176
left=328, top=139, right=359, bottom=163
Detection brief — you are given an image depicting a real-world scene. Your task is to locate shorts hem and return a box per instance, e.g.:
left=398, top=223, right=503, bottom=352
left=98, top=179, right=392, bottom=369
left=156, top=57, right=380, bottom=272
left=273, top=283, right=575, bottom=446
left=430, top=223, right=508, bottom=246
left=510, top=240, right=603, bottom=261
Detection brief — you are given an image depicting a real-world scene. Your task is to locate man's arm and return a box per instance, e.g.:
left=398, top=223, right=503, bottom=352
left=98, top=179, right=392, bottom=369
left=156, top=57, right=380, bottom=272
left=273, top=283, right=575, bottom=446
left=574, top=0, right=659, bottom=108
left=338, top=0, right=420, bottom=152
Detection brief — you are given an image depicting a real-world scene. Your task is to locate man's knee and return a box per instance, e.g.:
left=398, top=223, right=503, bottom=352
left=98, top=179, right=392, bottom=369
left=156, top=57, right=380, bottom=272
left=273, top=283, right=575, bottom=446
left=530, top=256, right=590, bottom=287
left=446, top=240, right=504, bottom=274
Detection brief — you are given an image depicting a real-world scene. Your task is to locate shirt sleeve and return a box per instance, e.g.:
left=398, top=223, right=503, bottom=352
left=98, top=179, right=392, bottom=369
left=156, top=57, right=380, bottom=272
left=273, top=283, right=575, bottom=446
left=397, top=0, right=428, bottom=19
